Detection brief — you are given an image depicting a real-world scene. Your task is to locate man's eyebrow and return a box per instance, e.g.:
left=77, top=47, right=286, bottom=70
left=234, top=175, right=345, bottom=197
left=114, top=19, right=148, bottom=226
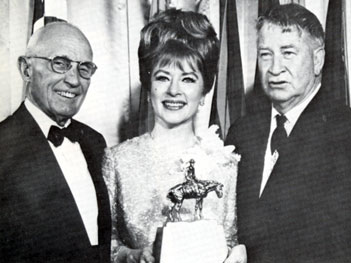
left=53, top=55, right=69, bottom=58
left=281, top=45, right=297, bottom=49
left=257, top=46, right=271, bottom=50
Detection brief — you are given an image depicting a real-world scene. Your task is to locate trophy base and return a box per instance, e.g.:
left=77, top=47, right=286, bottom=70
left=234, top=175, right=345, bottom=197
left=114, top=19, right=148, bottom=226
left=154, top=220, right=227, bottom=263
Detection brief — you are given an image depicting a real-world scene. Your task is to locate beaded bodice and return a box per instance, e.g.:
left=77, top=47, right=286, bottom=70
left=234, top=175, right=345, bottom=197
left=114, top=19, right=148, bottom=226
left=103, top=129, right=239, bottom=259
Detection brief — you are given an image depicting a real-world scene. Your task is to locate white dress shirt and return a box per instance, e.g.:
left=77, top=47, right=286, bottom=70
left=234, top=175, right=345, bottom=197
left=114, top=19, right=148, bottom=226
left=259, top=84, right=321, bottom=197
left=25, top=99, right=99, bottom=245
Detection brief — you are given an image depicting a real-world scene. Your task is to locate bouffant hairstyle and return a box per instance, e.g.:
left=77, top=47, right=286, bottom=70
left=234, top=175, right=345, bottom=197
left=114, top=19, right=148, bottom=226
left=138, top=9, right=219, bottom=95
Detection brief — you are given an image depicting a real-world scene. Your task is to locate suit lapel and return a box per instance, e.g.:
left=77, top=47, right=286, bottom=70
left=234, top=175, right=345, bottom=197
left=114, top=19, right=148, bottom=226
left=236, top=109, right=271, bottom=244
left=19, top=104, right=110, bottom=253
left=260, top=89, right=328, bottom=199
left=70, top=119, right=111, bottom=249
left=289, top=89, right=327, bottom=142
left=16, top=104, right=92, bottom=245
left=236, top=109, right=271, bottom=206
left=251, top=110, right=271, bottom=199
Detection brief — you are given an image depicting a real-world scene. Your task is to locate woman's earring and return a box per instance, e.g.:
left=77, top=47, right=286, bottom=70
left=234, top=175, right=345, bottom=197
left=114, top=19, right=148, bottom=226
left=200, top=100, right=205, bottom=106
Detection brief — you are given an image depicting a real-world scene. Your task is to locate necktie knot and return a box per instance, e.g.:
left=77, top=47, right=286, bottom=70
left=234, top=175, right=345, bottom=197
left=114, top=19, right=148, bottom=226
left=276, top=114, right=287, bottom=128
left=47, top=125, right=80, bottom=147
left=271, top=114, right=288, bottom=154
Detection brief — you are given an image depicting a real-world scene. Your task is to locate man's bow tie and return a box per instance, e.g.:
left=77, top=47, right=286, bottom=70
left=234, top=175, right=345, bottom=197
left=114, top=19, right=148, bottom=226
left=47, top=125, right=80, bottom=147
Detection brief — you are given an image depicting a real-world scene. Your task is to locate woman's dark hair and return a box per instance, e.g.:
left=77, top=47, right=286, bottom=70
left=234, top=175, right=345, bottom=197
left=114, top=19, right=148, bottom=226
left=138, top=9, right=219, bottom=95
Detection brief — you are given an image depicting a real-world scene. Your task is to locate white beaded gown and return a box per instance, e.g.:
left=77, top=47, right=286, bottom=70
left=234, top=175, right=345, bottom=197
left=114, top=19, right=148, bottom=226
left=102, top=126, right=240, bottom=261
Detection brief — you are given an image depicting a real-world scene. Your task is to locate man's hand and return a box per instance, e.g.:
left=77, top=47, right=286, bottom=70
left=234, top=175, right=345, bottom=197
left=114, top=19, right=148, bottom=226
left=224, top=244, right=247, bottom=263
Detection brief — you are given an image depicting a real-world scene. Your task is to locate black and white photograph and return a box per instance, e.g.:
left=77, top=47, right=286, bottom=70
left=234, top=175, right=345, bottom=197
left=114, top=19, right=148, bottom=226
left=1, top=0, right=350, bottom=262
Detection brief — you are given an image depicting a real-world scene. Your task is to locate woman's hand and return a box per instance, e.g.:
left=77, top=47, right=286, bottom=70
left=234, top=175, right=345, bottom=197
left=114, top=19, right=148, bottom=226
left=125, top=248, right=141, bottom=263
left=224, top=244, right=247, bottom=263
left=139, top=246, right=155, bottom=263
left=125, top=246, right=155, bottom=263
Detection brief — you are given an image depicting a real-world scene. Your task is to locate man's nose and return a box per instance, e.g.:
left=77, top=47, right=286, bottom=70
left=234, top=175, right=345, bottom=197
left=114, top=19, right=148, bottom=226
left=269, top=55, right=285, bottom=75
left=64, top=64, right=80, bottom=87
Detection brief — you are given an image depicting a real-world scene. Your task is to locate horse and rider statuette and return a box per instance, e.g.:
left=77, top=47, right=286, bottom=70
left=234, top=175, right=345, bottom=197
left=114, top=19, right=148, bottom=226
left=167, top=159, right=223, bottom=222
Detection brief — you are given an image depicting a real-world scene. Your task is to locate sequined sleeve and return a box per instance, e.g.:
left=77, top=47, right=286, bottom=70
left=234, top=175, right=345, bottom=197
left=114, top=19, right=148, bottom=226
left=102, top=147, right=123, bottom=262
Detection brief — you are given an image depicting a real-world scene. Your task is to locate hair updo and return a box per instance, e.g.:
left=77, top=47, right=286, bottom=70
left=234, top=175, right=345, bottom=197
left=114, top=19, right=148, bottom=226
left=138, top=9, right=219, bottom=95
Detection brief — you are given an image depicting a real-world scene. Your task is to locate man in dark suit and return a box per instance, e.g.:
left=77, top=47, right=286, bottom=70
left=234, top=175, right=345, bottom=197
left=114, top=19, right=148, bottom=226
left=0, top=22, right=111, bottom=262
left=226, top=4, right=351, bottom=263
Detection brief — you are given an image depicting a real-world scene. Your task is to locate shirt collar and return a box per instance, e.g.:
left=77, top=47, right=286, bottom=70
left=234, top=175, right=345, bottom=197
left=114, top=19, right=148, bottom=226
left=271, top=83, right=321, bottom=128
left=24, top=99, right=71, bottom=137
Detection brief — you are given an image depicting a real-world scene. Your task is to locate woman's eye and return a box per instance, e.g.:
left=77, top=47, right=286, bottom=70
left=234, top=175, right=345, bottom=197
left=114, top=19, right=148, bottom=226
left=155, top=75, right=169, bottom=81
left=182, top=77, right=196, bottom=83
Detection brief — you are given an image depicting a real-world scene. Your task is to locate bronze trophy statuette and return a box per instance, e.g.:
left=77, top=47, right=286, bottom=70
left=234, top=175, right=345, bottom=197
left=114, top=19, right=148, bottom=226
left=155, top=159, right=228, bottom=263
left=167, top=159, right=224, bottom=222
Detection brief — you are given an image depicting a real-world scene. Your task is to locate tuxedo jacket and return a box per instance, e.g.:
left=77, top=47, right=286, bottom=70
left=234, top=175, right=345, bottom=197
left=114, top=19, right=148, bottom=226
left=226, top=89, right=351, bottom=263
left=0, top=104, right=111, bottom=263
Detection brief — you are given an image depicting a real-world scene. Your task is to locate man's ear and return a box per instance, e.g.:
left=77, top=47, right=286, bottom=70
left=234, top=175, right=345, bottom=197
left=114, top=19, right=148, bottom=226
left=313, top=46, right=325, bottom=76
left=18, top=56, right=32, bottom=82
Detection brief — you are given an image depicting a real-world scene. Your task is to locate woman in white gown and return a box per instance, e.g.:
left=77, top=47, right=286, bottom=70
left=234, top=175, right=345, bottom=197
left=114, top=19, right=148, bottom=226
left=103, top=9, right=246, bottom=263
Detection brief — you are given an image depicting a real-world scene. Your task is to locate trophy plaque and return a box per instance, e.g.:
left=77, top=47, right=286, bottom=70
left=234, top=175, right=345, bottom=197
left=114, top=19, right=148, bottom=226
left=154, top=159, right=228, bottom=263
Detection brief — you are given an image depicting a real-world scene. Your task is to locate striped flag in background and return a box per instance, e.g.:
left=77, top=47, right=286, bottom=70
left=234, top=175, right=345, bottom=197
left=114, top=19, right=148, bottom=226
left=32, top=0, right=45, bottom=33
left=215, top=0, right=245, bottom=139
left=322, top=0, right=349, bottom=105
left=138, top=0, right=167, bottom=136
left=32, top=0, right=67, bottom=34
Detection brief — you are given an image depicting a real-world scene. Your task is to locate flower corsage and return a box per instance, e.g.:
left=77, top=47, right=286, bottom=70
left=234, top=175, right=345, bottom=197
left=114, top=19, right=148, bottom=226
left=179, top=125, right=240, bottom=176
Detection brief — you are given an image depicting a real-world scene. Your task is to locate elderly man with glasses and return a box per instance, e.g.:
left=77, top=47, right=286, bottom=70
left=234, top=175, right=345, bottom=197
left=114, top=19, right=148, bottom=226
left=0, top=22, right=111, bottom=263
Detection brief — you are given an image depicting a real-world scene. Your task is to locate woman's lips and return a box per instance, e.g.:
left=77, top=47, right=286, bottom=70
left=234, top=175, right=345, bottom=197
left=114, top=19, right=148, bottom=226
left=162, top=100, right=186, bottom=110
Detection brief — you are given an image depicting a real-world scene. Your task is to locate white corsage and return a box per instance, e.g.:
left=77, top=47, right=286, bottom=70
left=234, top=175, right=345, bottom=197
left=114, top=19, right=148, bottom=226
left=179, top=125, right=240, bottom=177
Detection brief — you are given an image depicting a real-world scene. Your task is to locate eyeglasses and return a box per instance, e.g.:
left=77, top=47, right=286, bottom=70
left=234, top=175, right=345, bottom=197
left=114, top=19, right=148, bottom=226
left=26, top=56, right=97, bottom=79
